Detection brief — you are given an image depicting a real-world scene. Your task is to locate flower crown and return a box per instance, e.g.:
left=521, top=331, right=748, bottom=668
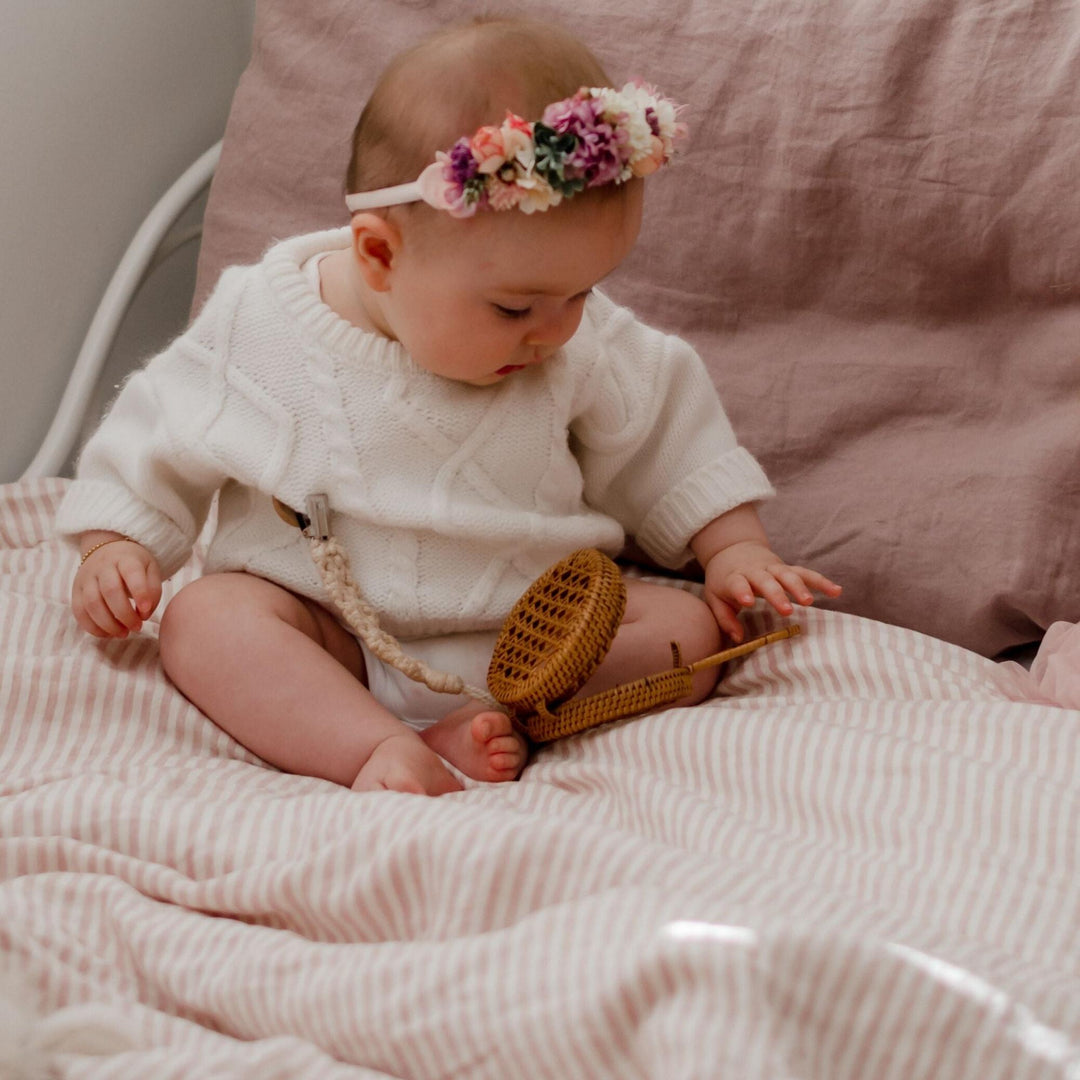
left=345, top=82, right=687, bottom=218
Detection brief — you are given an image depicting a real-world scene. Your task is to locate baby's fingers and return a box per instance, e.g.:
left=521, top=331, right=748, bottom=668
left=95, top=567, right=144, bottom=635
left=705, top=594, right=746, bottom=643
left=746, top=572, right=796, bottom=617
left=781, top=565, right=843, bottom=603
left=75, top=585, right=131, bottom=638
left=803, top=568, right=842, bottom=598
left=73, top=600, right=112, bottom=638
left=770, top=567, right=817, bottom=607
left=119, top=558, right=161, bottom=620
left=719, top=573, right=756, bottom=611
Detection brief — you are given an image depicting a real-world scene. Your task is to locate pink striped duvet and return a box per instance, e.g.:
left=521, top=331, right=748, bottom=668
left=2, top=478, right=1077, bottom=1079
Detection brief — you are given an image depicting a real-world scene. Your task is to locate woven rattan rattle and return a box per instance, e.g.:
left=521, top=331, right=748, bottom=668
left=276, top=495, right=801, bottom=743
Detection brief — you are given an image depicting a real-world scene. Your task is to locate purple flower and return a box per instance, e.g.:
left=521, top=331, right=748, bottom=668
left=446, top=139, right=480, bottom=184
left=542, top=92, right=630, bottom=187
left=570, top=122, right=628, bottom=187
left=542, top=92, right=603, bottom=136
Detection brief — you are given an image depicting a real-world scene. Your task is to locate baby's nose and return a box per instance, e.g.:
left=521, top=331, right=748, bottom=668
left=526, top=308, right=582, bottom=347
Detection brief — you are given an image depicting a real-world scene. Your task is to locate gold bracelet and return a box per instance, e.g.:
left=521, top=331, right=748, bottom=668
left=79, top=536, right=136, bottom=566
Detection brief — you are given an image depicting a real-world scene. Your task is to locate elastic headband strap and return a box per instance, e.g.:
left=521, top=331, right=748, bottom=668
left=345, top=181, right=423, bottom=213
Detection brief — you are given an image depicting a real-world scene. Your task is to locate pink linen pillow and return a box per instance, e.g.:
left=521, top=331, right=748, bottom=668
left=194, top=0, right=1080, bottom=656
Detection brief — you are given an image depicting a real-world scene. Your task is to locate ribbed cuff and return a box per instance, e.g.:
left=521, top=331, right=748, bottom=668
left=635, top=448, right=775, bottom=568
left=54, top=481, right=194, bottom=579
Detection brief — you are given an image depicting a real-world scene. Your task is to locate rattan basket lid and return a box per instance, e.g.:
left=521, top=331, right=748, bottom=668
left=487, top=549, right=626, bottom=717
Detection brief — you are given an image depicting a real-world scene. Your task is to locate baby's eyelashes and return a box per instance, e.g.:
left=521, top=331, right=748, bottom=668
left=491, top=289, right=593, bottom=320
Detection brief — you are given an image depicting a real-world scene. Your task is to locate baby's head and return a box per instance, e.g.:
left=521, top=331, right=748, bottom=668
left=339, top=17, right=679, bottom=385
left=347, top=16, right=617, bottom=199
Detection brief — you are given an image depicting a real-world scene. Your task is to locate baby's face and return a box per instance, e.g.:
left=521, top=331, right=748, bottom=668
left=381, top=184, right=643, bottom=385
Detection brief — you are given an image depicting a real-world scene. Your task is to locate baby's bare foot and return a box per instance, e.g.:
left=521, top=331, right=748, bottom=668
left=421, top=703, right=528, bottom=783
left=352, top=732, right=463, bottom=796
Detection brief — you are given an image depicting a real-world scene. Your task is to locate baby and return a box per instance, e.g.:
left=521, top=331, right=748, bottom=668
left=57, top=17, right=840, bottom=796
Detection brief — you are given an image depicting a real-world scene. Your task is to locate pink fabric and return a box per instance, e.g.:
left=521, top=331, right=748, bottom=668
left=3, top=479, right=1080, bottom=1076
left=190, top=0, right=1080, bottom=658
left=998, top=621, right=1080, bottom=710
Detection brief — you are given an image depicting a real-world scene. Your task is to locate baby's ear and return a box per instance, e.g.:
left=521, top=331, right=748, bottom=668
left=350, top=213, right=401, bottom=292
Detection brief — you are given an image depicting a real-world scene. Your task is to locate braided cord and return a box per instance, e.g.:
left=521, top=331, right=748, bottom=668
left=310, top=536, right=500, bottom=709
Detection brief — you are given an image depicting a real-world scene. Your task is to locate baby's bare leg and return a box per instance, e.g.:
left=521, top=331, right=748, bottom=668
left=576, top=580, right=724, bottom=706
left=158, top=572, right=460, bottom=795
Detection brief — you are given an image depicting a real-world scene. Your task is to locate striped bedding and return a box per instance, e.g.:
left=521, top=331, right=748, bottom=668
left=2, top=478, right=1077, bottom=1079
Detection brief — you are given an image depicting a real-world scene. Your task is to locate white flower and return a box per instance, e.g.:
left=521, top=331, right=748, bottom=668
left=513, top=169, right=563, bottom=214
left=599, top=85, right=654, bottom=159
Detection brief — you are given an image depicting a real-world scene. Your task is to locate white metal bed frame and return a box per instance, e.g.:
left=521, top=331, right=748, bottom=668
left=21, top=141, right=223, bottom=481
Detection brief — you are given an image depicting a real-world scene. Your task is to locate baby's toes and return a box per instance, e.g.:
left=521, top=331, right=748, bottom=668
left=469, top=709, right=512, bottom=744
left=488, top=735, right=527, bottom=773
left=469, top=711, right=528, bottom=777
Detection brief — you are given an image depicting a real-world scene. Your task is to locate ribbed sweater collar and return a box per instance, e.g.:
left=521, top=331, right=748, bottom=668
left=261, top=228, right=427, bottom=376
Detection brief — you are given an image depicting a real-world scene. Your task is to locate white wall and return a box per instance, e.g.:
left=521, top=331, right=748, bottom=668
left=0, top=0, right=256, bottom=481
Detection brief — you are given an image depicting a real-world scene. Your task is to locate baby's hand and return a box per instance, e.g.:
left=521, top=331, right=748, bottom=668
left=72, top=536, right=162, bottom=639
left=702, top=540, right=841, bottom=642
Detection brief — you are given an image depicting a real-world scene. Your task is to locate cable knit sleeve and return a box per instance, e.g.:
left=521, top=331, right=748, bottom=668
left=569, top=294, right=774, bottom=569
left=55, top=270, right=251, bottom=579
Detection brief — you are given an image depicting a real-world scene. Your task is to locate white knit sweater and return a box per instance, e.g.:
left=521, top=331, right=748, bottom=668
left=56, top=229, right=774, bottom=639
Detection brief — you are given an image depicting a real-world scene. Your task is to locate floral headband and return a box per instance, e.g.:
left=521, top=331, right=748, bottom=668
left=345, top=82, right=687, bottom=218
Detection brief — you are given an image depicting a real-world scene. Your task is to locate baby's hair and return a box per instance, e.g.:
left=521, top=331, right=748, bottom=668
left=346, top=16, right=614, bottom=199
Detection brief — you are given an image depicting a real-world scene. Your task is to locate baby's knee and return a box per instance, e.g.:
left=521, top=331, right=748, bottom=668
left=668, top=591, right=723, bottom=703
left=672, top=590, right=722, bottom=663
left=624, top=581, right=722, bottom=704
left=158, top=574, right=244, bottom=676
left=633, top=582, right=720, bottom=658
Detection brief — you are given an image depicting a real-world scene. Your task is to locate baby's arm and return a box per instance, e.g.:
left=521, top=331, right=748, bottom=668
left=72, top=532, right=162, bottom=639
left=691, top=503, right=842, bottom=642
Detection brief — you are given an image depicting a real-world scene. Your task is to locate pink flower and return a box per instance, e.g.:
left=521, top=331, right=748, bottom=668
left=470, top=125, right=508, bottom=174
left=499, top=112, right=534, bottom=166
left=630, top=134, right=666, bottom=177
left=418, top=156, right=477, bottom=217
left=502, top=111, right=532, bottom=136
left=487, top=178, right=524, bottom=211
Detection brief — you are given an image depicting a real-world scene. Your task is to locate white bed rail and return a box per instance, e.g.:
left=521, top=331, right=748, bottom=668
left=21, top=140, right=223, bottom=481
